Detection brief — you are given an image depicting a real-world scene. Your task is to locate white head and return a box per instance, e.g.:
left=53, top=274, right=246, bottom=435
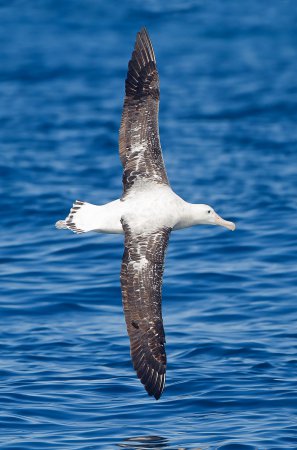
left=193, top=204, right=236, bottom=231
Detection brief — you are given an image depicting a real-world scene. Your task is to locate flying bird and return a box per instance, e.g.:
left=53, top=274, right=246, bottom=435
left=56, top=28, right=235, bottom=400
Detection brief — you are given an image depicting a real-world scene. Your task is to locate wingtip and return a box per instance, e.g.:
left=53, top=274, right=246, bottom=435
left=138, top=26, right=148, bottom=36
left=125, top=27, right=158, bottom=98
left=133, top=355, right=166, bottom=400
left=152, top=387, right=163, bottom=401
left=143, top=371, right=166, bottom=400
left=135, top=27, right=154, bottom=57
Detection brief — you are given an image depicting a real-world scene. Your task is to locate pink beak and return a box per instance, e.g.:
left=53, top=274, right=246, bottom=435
left=214, top=213, right=236, bottom=231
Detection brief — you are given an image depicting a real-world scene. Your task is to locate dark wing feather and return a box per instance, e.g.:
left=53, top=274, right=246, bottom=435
left=120, top=218, right=171, bottom=399
left=119, top=28, right=169, bottom=197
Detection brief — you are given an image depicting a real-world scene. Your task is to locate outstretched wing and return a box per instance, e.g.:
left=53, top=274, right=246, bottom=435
left=120, top=218, right=171, bottom=399
left=119, top=28, right=169, bottom=197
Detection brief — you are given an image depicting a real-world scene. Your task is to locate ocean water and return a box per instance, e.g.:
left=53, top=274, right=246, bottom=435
left=1, top=0, right=297, bottom=448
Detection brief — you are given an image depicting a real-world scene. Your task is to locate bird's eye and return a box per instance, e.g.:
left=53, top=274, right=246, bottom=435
left=208, top=210, right=211, bottom=214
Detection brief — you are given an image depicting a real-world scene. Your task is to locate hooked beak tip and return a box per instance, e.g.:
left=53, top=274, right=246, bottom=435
left=228, top=222, right=236, bottom=231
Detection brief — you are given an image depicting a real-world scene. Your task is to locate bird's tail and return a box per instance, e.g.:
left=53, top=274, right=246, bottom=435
left=55, top=200, right=89, bottom=234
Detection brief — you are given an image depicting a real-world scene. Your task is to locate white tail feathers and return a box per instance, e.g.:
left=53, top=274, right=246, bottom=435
left=56, top=199, right=123, bottom=235
left=55, top=200, right=88, bottom=234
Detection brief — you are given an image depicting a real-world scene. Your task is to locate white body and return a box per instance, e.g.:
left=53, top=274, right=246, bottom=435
left=56, top=181, right=235, bottom=235
left=64, top=184, right=188, bottom=234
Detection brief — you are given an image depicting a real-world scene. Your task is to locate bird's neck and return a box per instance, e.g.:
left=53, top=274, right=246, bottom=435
left=187, top=203, right=208, bottom=226
left=175, top=203, right=208, bottom=230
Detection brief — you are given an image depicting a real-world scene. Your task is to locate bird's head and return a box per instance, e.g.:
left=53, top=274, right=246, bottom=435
left=194, top=204, right=236, bottom=231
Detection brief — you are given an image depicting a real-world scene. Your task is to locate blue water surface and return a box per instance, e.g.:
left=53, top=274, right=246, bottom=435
left=1, top=0, right=297, bottom=448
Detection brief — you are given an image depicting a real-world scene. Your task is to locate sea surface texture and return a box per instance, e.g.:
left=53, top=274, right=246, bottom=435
left=1, top=1, right=297, bottom=448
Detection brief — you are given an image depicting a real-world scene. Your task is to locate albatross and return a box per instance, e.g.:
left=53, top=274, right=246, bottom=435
left=56, top=28, right=235, bottom=400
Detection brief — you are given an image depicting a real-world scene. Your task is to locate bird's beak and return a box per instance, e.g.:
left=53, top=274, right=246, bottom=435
left=214, top=213, right=236, bottom=231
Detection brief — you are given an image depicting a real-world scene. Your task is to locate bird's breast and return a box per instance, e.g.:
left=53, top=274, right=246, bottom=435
left=123, top=184, right=184, bottom=232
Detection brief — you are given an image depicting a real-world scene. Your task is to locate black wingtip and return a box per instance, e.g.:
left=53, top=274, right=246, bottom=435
left=137, top=27, right=147, bottom=35
left=138, top=27, right=149, bottom=40
left=152, top=388, right=162, bottom=401
left=142, top=371, right=166, bottom=400
left=135, top=27, right=155, bottom=61
left=125, top=27, right=158, bottom=99
left=132, top=350, right=166, bottom=400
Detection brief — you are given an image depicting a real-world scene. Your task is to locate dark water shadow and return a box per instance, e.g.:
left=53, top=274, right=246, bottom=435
left=117, top=435, right=257, bottom=450
left=117, top=435, right=173, bottom=449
